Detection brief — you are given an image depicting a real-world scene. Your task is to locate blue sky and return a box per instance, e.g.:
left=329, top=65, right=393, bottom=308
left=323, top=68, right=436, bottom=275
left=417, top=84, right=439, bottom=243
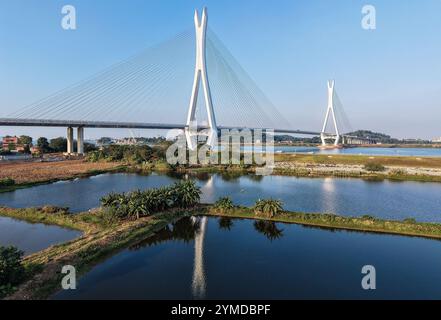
left=0, top=0, right=440, bottom=139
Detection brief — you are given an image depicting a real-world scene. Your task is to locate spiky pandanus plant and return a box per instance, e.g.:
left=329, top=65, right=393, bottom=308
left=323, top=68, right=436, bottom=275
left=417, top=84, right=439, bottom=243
left=213, top=197, right=235, bottom=213
left=253, top=199, right=284, bottom=218
left=172, top=180, right=201, bottom=208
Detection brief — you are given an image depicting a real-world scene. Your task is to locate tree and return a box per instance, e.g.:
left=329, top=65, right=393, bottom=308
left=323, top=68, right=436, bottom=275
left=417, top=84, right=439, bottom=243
left=49, top=137, right=67, bottom=153
left=0, top=246, right=25, bottom=298
left=37, top=137, right=51, bottom=153
left=18, top=135, right=33, bottom=146
left=97, top=137, right=112, bottom=146
left=84, top=142, right=97, bottom=153
left=7, top=143, right=15, bottom=152
left=253, top=199, right=284, bottom=218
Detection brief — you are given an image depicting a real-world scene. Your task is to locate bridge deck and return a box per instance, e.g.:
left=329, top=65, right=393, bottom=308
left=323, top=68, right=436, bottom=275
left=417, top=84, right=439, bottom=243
left=0, top=118, right=323, bottom=136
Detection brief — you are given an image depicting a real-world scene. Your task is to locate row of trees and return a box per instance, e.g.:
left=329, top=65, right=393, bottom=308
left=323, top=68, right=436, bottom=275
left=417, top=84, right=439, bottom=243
left=87, top=144, right=167, bottom=164
left=0, top=136, right=96, bottom=155
left=213, top=196, right=284, bottom=218
left=36, top=137, right=96, bottom=154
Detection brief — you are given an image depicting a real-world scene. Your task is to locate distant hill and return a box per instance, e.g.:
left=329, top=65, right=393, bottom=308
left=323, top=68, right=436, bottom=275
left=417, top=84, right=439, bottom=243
left=347, top=130, right=431, bottom=144
left=346, top=130, right=398, bottom=143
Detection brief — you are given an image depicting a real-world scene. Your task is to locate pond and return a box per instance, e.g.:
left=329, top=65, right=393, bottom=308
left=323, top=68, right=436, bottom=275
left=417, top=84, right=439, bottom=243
left=0, top=172, right=441, bottom=222
left=0, top=216, right=82, bottom=255
left=53, top=216, right=441, bottom=300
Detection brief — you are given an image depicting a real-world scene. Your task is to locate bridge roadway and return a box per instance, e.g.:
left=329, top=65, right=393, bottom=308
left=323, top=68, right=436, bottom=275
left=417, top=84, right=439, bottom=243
left=0, top=118, right=323, bottom=136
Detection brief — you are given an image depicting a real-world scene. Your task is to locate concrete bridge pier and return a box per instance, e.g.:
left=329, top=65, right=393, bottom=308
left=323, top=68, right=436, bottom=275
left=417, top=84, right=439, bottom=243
left=77, top=127, right=84, bottom=155
left=67, top=127, right=74, bottom=154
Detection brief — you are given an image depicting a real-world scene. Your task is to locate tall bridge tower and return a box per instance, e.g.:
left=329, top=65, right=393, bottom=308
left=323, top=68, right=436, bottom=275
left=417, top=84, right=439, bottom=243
left=320, top=80, right=341, bottom=146
left=185, top=7, right=218, bottom=151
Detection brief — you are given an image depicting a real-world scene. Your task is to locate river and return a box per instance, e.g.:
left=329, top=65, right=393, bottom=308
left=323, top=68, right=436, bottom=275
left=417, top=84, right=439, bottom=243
left=53, top=216, right=441, bottom=300
left=0, top=172, right=440, bottom=222
left=248, top=146, right=441, bottom=157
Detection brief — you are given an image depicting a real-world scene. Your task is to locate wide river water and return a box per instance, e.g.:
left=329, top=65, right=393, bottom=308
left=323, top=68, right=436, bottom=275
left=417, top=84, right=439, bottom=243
left=0, top=172, right=440, bottom=222
left=53, top=216, right=441, bottom=300
left=2, top=172, right=441, bottom=299
left=262, top=146, right=441, bottom=157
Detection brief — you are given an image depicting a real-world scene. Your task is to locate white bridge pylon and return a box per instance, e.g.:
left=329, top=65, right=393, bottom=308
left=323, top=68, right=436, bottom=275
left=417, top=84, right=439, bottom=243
left=321, top=80, right=341, bottom=146
left=185, top=7, right=218, bottom=151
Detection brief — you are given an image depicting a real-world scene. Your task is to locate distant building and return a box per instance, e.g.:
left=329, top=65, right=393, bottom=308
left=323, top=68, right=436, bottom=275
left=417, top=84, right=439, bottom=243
left=2, top=136, right=19, bottom=151
left=432, top=137, right=441, bottom=143
left=1, top=136, right=32, bottom=153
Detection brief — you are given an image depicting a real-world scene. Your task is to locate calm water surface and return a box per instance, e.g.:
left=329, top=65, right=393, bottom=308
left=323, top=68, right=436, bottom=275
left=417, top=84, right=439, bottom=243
left=0, top=173, right=440, bottom=222
left=0, top=216, right=81, bottom=255
left=54, top=216, right=441, bottom=300
left=268, top=146, right=441, bottom=157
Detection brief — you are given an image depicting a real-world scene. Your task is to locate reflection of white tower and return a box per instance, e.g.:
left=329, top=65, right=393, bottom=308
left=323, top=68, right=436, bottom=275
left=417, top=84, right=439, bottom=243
left=185, top=7, right=218, bottom=151
left=191, top=216, right=207, bottom=299
left=200, top=175, right=215, bottom=203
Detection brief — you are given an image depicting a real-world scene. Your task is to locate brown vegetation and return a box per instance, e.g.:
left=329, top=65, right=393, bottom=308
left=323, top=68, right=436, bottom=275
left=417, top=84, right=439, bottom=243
left=0, top=160, right=123, bottom=184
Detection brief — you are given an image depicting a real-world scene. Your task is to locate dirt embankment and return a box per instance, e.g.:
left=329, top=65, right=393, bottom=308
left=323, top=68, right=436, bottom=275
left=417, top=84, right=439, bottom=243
left=0, top=160, right=123, bottom=184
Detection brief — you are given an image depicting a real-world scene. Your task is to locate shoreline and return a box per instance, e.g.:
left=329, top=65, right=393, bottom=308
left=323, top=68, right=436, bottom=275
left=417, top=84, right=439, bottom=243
left=2, top=207, right=202, bottom=300
left=2, top=152, right=441, bottom=196
left=3, top=204, right=441, bottom=299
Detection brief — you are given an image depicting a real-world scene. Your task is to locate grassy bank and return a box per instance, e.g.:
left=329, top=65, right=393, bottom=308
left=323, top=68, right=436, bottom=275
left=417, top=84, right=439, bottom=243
left=0, top=206, right=108, bottom=233
left=274, top=153, right=441, bottom=168
left=0, top=164, right=127, bottom=194
left=272, top=167, right=441, bottom=183
left=206, top=207, right=441, bottom=240
left=3, top=207, right=203, bottom=300
left=3, top=202, right=441, bottom=299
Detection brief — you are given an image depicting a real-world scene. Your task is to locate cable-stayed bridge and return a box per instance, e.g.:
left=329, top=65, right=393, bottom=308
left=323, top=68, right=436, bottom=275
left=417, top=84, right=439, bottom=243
left=0, top=7, right=375, bottom=154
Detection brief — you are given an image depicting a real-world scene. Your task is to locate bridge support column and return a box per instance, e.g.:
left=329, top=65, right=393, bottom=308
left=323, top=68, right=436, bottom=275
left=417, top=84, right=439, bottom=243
left=67, top=127, right=74, bottom=154
left=77, top=127, right=84, bottom=155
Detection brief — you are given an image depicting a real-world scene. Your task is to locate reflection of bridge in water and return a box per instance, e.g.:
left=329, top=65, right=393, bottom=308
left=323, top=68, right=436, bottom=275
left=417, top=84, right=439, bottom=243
left=191, top=216, right=207, bottom=299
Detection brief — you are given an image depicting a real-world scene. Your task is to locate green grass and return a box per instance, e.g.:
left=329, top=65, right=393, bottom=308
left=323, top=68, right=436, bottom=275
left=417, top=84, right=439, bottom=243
left=0, top=207, right=106, bottom=233
left=1, top=206, right=205, bottom=300
left=207, top=207, right=441, bottom=240
left=0, top=165, right=127, bottom=194
left=274, top=153, right=441, bottom=168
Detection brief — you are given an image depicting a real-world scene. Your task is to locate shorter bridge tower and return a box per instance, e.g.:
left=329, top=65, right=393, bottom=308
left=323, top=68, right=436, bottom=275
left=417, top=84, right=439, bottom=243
left=321, top=80, right=341, bottom=146
left=185, top=7, right=218, bottom=151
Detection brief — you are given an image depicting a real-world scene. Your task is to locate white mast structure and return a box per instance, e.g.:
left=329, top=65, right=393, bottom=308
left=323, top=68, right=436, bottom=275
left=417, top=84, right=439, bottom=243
left=185, top=7, right=218, bottom=151
left=320, top=80, right=341, bottom=146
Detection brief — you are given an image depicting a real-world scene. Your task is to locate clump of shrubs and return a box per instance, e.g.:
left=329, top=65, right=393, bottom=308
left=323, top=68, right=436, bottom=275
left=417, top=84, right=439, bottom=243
left=364, top=162, right=386, bottom=172
left=0, top=246, right=25, bottom=298
left=39, top=206, right=69, bottom=215
left=0, top=178, right=15, bottom=187
left=253, top=199, right=284, bottom=218
left=213, top=197, right=235, bottom=213
left=389, top=168, right=407, bottom=176
left=87, top=145, right=167, bottom=165
left=100, top=180, right=201, bottom=221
